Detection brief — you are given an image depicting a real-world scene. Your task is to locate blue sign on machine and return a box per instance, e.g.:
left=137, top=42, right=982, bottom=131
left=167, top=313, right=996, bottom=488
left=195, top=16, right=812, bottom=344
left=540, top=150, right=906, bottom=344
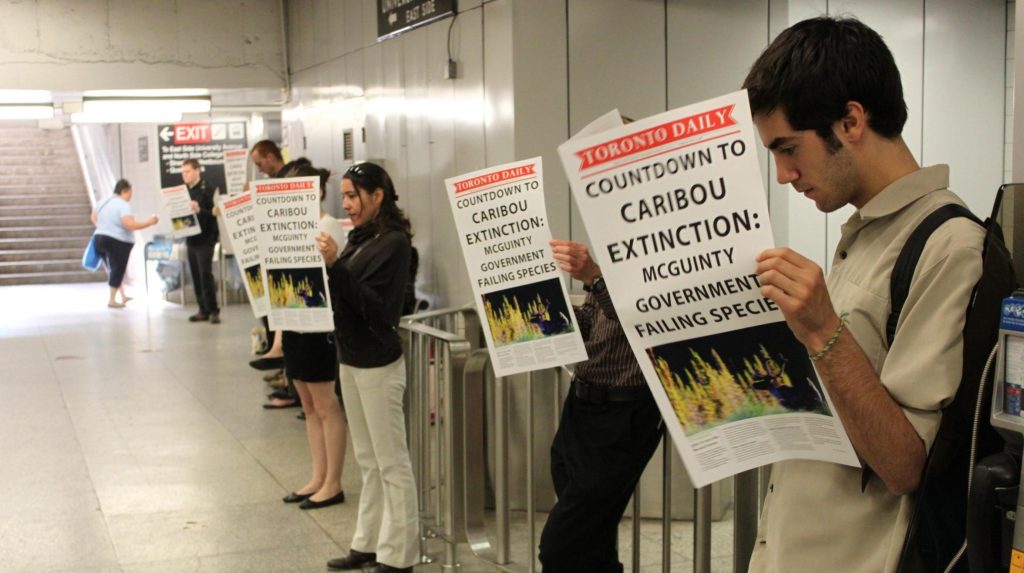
left=1001, top=295, right=1024, bottom=416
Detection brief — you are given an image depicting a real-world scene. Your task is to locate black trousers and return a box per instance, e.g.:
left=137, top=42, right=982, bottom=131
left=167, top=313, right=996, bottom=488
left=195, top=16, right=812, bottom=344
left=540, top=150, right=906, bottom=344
left=93, top=234, right=133, bottom=288
left=186, top=242, right=218, bottom=314
left=538, top=384, right=663, bottom=573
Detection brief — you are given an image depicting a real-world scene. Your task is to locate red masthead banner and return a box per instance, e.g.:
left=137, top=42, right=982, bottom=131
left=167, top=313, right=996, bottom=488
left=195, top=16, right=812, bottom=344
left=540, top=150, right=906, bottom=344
left=256, top=180, right=316, bottom=193
left=224, top=193, right=252, bottom=209
left=452, top=164, right=537, bottom=194
left=574, top=105, right=736, bottom=170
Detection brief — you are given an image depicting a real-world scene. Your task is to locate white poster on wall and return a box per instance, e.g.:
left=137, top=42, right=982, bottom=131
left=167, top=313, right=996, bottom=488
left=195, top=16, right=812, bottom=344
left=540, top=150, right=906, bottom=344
left=221, top=191, right=269, bottom=318
left=557, top=91, right=858, bottom=487
left=223, top=148, right=249, bottom=197
left=159, top=184, right=201, bottom=239
left=445, top=157, right=588, bottom=377
left=252, top=176, right=334, bottom=332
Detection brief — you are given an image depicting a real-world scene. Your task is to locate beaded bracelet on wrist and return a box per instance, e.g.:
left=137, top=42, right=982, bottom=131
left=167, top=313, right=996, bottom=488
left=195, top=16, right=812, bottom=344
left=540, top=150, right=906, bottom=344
left=809, top=312, right=849, bottom=362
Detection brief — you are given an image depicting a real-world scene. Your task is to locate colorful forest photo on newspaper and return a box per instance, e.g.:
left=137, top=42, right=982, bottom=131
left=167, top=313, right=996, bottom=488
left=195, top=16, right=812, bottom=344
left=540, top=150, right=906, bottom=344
left=171, top=215, right=198, bottom=230
left=267, top=268, right=328, bottom=309
left=483, top=278, right=575, bottom=346
left=646, top=321, right=830, bottom=436
left=244, top=264, right=265, bottom=298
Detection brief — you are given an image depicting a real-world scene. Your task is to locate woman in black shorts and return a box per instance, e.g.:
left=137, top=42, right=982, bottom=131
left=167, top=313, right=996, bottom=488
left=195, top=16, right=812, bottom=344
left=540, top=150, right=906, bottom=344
left=280, top=165, right=348, bottom=510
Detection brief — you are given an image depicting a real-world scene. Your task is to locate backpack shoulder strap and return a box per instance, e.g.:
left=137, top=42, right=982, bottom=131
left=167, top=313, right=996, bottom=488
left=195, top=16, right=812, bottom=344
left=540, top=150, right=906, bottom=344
left=886, top=203, right=981, bottom=348
left=864, top=203, right=982, bottom=493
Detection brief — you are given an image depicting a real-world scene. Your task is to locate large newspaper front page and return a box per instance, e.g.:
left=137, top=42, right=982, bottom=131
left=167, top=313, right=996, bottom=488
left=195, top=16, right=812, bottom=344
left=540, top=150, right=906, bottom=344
left=252, top=176, right=333, bottom=332
left=159, top=184, right=201, bottom=239
left=221, top=191, right=270, bottom=318
left=557, top=91, right=859, bottom=487
left=444, top=158, right=588, bottom=377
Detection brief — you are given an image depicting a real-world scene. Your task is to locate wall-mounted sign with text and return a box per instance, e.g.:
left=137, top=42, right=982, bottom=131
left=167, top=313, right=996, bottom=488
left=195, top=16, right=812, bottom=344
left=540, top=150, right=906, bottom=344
left=158, top=122, right=247, bottom=196
left=377, top=0, right=455, bottom=41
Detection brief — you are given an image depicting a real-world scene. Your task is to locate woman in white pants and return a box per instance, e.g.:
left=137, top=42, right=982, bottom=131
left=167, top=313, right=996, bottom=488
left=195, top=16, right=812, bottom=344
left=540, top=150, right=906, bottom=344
left=317, top=162, right=418, bottom=573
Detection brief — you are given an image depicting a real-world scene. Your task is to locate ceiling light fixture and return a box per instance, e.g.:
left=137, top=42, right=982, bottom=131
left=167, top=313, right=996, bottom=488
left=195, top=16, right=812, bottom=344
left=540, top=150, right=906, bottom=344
left=83, top=96, right=211, bottom=116
left=0, top=104, right=55, bottom=120
left=70, top=110, right=183, bottom=124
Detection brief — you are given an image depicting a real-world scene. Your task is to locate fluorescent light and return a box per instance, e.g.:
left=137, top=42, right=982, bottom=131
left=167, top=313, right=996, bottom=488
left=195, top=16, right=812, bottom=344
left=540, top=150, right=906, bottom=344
left=0, top=105, right=55, bottom=120
left=83, top=97, right=211, bottom=115
left=0, top=90, right=52, bottom=104
left=71, top=110, right=182, bottom=124
left=83, top=89, right=209, bottom=98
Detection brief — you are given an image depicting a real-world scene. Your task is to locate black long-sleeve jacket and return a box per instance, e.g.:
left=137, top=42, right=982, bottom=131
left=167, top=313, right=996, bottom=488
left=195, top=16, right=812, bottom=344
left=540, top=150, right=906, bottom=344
left=327, top=227, right=411, bottom=368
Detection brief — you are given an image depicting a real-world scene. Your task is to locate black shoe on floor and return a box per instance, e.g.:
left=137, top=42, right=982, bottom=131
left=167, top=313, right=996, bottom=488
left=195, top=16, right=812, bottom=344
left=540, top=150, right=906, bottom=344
left=373, top=564, right=413, bottom=573
left=267, top=389, right=291, bottom=400
left=299, top=490, right=345, bottom=510
left=209, top=312, right=221, bottom=324
left=327, top=549, right=377, bottom=571
left=249, top=356, right=284, bottom=370
left=296, top=411, right=306, bottom=421
left=188, top=312, right=209, bottom=322
left=282, top=491, right=313, bottom=503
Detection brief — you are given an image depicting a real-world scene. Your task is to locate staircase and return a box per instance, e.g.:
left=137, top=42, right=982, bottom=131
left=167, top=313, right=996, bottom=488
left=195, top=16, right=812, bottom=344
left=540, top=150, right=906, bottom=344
left=0, top=126, right=103, bottom=286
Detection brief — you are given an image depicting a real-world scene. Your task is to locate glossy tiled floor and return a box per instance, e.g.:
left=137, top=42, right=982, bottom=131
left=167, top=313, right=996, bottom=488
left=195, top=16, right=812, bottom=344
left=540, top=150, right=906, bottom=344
left=0, top=283, right=734, bottom=573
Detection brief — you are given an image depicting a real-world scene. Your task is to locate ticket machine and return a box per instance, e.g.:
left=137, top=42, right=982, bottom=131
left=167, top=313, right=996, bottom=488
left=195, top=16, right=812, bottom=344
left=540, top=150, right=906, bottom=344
left=976, top=293, right=1024, bottom=572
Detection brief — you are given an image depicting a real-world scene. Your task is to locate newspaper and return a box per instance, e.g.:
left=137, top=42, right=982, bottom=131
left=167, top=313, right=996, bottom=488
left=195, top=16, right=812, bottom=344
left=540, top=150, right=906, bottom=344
left=223, top=148, right=249, bottom=197
left=220, top=191, right=269, bottom=318
left=445, top=158, right=588, bottom=377
left=252, top=176, right=334, bottom=332
left=159, top=184, right=201, bottom=239
left=557, top=90, right=859, bottom=487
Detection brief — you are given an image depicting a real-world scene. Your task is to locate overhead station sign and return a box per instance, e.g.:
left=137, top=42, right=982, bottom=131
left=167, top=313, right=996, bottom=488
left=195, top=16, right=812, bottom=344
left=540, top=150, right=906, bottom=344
left=377, top=0, right=455, bottom=41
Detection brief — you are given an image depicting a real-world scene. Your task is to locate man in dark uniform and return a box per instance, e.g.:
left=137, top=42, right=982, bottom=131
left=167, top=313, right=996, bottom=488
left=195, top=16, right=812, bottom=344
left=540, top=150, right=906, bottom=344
left=181, top=158, right=221, bottom=324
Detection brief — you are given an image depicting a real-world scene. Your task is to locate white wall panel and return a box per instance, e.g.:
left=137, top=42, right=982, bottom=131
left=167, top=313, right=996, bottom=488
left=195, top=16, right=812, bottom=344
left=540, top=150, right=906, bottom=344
left=568, top=0, right=666, bottom=247
left=362, top=0, right=378, bottom=50
left=402, top=25, right=433, bottom=303
left=511, top=0, right=571, bottom=244
left=765, top=0, right=828, bottom=266
left=363, top=43, right=386, bottom=160
left=449, top=8, right=487, bottom=307
left=825, top=0, right=923, bottom=270
left=327, top=0, right=346, bottom=60
left=484, top=0, right=515, bottom=167
left=381, top=37, right=407, bottom=193
left=425, top=19, right=459, bottom=307
left=343, top=0, right=365, bottom=56
left=924, top=0, right=1006, bottom=216
left=452, top=9, right=487, bottom=177
left=667, top=0, right=769, bottom=107
left=312, top=0, right=332, bottom=65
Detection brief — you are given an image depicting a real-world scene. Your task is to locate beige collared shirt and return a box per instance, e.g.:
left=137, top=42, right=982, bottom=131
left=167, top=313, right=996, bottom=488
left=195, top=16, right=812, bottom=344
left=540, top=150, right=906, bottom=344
left=749, top=165, right=984, bottom=573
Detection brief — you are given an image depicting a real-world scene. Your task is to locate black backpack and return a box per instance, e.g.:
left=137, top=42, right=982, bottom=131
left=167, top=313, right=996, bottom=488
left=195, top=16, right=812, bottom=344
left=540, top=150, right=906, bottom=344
left=889, top=187, right=1018, bottom=573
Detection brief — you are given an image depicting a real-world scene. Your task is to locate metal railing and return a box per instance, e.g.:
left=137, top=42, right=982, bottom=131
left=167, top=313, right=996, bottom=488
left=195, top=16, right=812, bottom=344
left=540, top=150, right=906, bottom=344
left=399, top=306, right=765, bottom=572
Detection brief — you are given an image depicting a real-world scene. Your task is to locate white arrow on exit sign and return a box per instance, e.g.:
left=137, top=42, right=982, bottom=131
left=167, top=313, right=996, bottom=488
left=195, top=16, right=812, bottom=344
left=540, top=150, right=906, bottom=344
left=159, top=126, right=173, bottom=142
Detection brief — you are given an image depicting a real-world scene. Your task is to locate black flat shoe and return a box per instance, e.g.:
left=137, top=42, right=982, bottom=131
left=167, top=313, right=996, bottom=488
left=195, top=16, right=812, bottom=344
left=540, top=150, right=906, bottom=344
left=249, top=356, right=284, bottom=370
left=327, top=549, right=377, bottom=571
left=267, top=388, right=291, bottom=400
left=188, top=313, right=209, bottom=322
left=282, top=492, right=312, bottom=503
left=299, top=490, right=345, bottom=510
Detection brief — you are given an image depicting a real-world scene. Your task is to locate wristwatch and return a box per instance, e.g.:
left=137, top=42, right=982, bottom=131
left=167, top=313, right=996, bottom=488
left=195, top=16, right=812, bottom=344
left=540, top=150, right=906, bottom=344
left=583, top=276, right=606, bottom=293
